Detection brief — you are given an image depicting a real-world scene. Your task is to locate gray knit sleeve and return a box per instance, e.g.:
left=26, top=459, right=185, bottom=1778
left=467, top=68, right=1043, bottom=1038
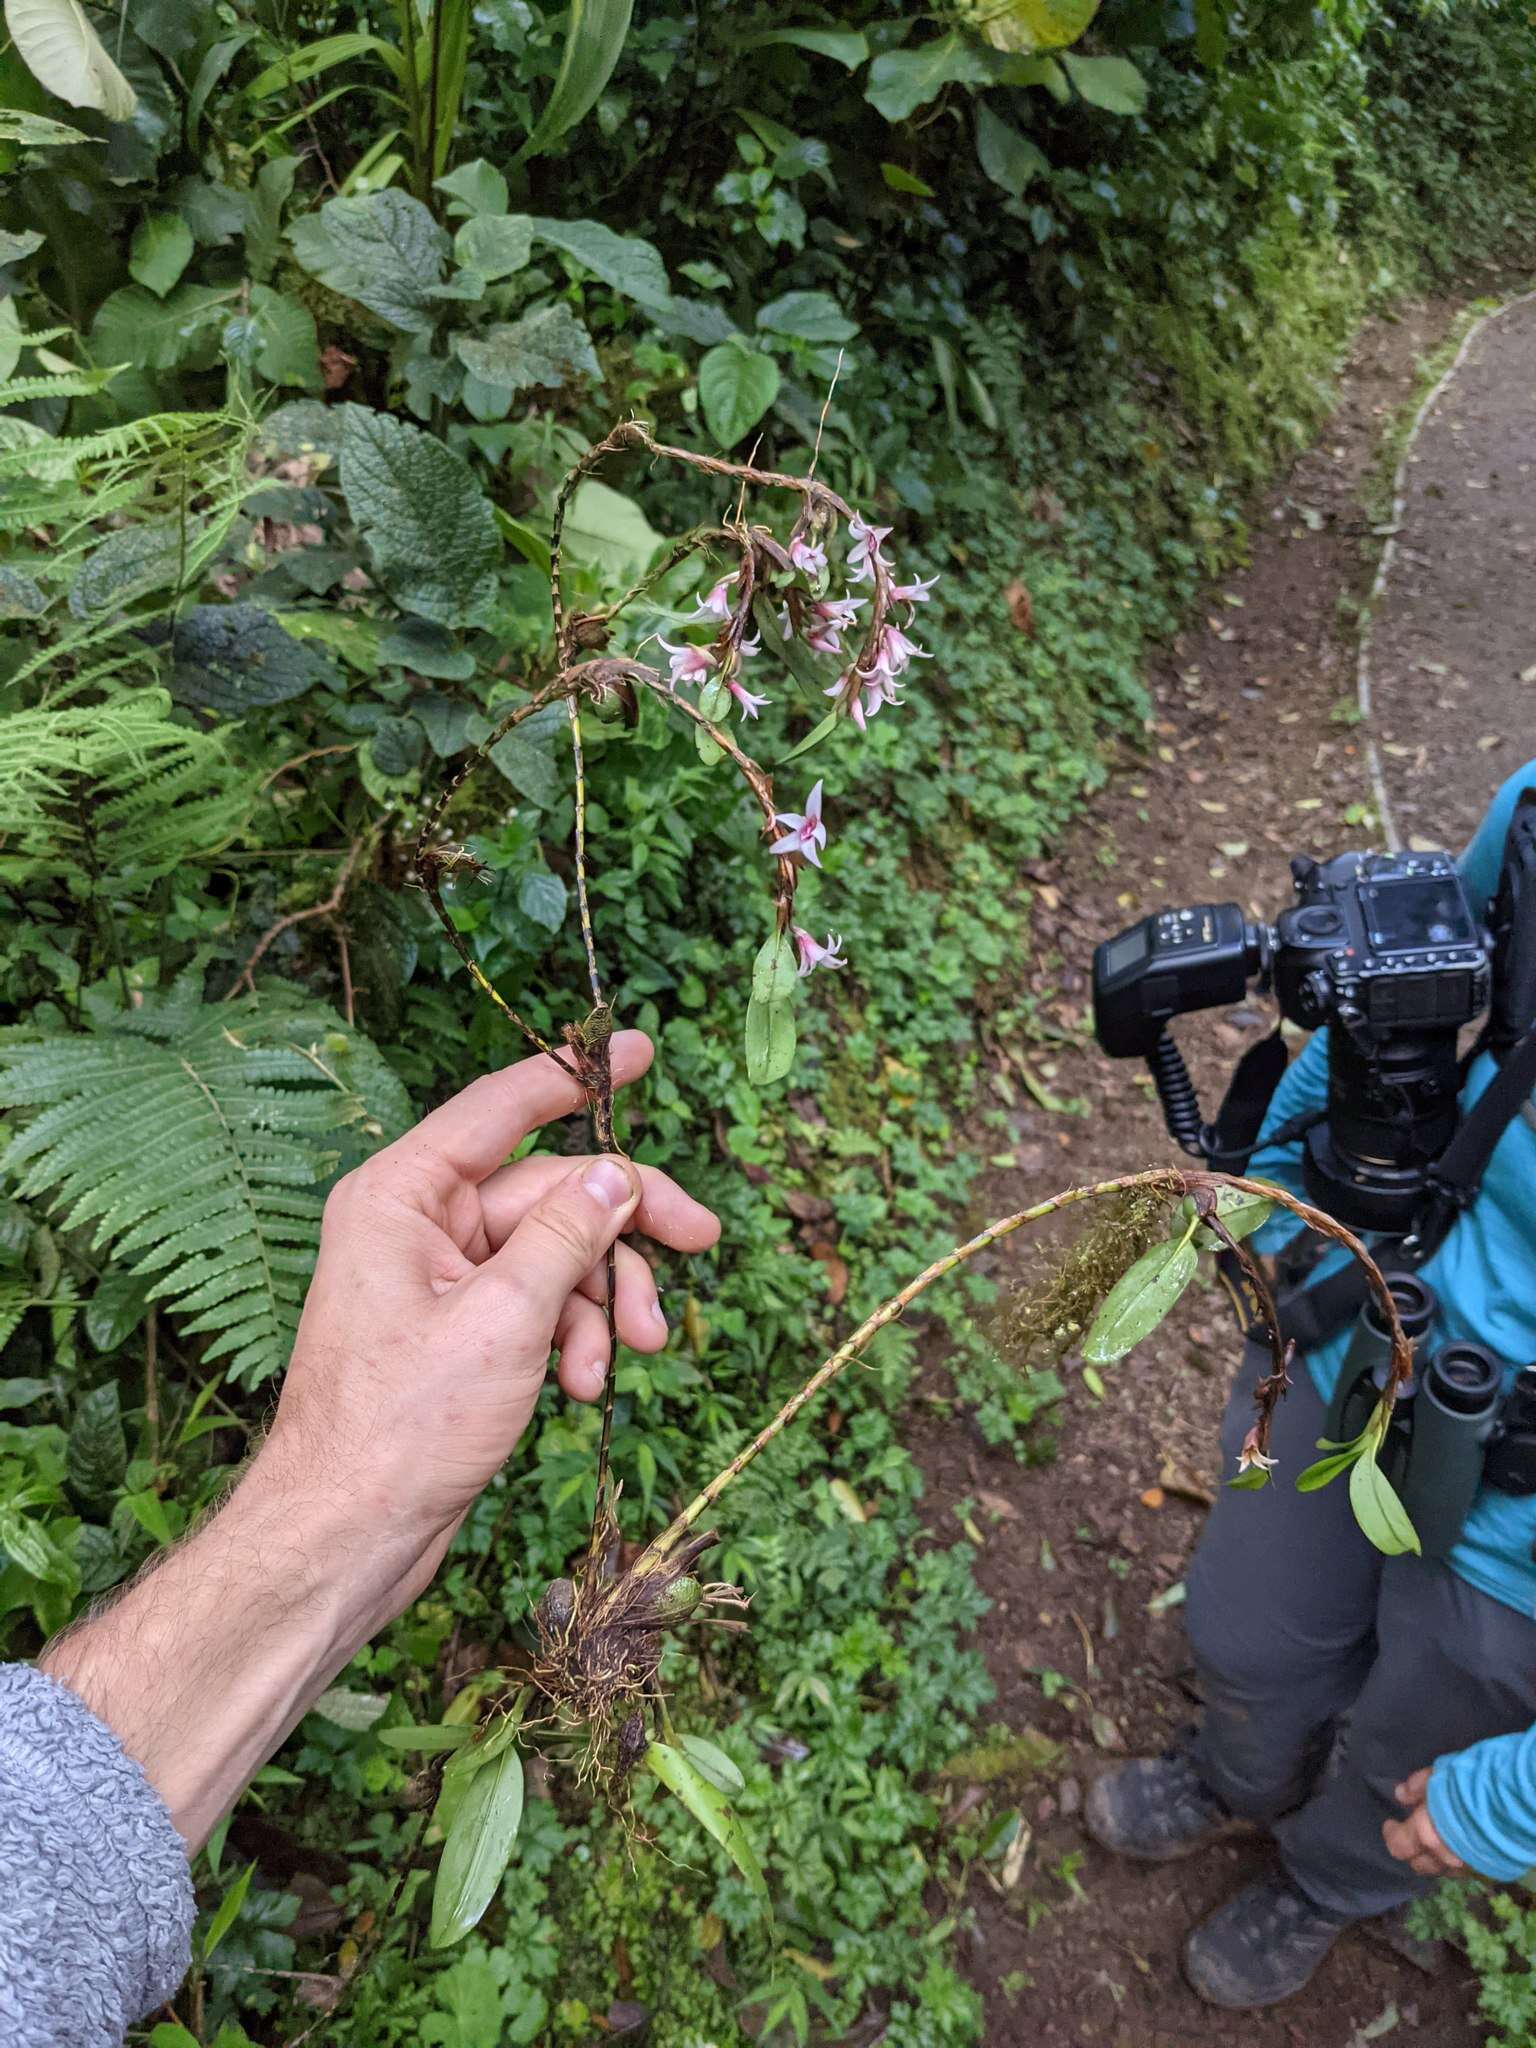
left=0, top=1663, right=194, bottom=2047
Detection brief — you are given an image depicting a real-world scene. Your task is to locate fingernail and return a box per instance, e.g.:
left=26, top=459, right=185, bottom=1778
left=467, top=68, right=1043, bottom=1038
left=651, top=1302, right=668, bottom=1334
left=583, top=1157, right=634, bottom=1209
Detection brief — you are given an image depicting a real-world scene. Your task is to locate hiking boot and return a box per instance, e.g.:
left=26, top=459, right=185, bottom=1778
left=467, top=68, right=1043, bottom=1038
left=1084, top=1736, right=1251, bottom=1862
left=1183, top=1871, right=1349, bottom=2009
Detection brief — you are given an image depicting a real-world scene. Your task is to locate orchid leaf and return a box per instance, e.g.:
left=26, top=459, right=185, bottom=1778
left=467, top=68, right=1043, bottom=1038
left=1348, top=1447, right=1420, bottom=1557
left=429, top=1742, right=524, bottom=1947
left=1082, top=1235, right=1198, bottom=1363
left=745, top=995, right=795, bottom=1086
left=751, top=932, right=799, bottom=1006
left=645, top=1740, right=766, bottom=1899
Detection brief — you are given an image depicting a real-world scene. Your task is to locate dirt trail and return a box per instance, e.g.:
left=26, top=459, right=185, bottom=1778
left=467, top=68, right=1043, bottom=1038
left=911, top=276, right=1536, bottom=2048
left=1366, top=291, right=1536, bottom=850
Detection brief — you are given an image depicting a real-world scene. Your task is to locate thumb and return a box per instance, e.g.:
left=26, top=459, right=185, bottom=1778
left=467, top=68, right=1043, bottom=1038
left=466, top=1155, right=641, bottom=1337
left=1394, top=1766, right=1433, bottom=1808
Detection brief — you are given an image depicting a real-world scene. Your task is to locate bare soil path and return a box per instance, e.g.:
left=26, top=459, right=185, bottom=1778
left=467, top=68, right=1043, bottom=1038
left=911, top=269, right=1536, bottom=2048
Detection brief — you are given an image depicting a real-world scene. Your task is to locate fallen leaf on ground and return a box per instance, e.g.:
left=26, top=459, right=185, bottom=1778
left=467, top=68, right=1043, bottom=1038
left=1139, top=1486, right=1165, bottom=1510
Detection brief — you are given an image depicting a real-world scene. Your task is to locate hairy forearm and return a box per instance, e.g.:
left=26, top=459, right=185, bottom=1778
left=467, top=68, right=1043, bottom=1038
left=40, top=1444, right=427, bottom=1851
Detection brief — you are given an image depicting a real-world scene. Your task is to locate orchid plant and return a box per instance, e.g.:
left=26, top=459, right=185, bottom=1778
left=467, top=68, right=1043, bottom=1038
left=393, top=418, right=1416, bottom=1962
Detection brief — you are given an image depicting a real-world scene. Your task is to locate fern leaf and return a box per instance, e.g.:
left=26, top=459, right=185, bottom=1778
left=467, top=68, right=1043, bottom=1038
left=0, top=989, right=409, bottom=1388
left=0, top=689, right=256, bottom=889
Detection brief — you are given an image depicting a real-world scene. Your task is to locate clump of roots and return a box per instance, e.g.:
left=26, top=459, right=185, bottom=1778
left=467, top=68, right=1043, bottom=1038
left=527, top=1510, right=749, bottom=1793
left=991, top=1185, right=1177, bottom=1369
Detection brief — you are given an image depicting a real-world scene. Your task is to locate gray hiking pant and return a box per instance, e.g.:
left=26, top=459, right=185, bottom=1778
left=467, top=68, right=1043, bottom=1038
left=1185, top=1341, right=1536, bottom=1919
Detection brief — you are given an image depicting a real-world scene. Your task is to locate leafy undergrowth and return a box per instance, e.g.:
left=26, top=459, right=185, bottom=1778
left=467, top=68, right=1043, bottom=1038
left=4, top=2, right=1536, bottom=2043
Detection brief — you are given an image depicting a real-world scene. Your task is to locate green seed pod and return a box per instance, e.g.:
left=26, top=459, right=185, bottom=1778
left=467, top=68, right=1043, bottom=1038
left=649, top=1573, right=702, bottom=1623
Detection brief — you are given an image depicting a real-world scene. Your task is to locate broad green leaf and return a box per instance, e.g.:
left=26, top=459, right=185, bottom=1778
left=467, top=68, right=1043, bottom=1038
left=1349, top=1448, right=1421, bottom=1557
left=1187, top=1186, right=1276, bottom=1250
left=377, top=1722, right=472, bottom=1753
left=1193, top=0, right=1229, bottom=67
left=489, top=718, right=563, bottom=809
left=645, top=1740, right=766, bottom=1898
left=66, top=1382, right=127, bottom=1504
left=560, top=480, right=662, bottom=583
left=435, top=159, right=509, bottom=217
left=1082, top=1236, right=1198, bottom=1363
left=755, top=291, right=857, bottom=344
left=85, top=1272, right=149, bottom=1352
left=149, top=2026, right=202, bottom=2047
left=731, top=26, right=868, bottom=68
left=864, top=35, right=993, bottom=123
left=122, top=1490, right=173, bottom=1545
left=518, top=0, right=633, bottom=161
left=288, top=191, right=448, bottom=335
left=0, top=227, right=46, bottom=264
left=965, top=0, right=1098, bottom=53
left=0, top=107, right=87, bottom=145
left=493, top=508, right=553, bottom=577
left=745, top=995, right=796, bottom=1086
left=453, top=304, right=599, bottom=393
left=129, top=213, right=193, bottom=297
left=4, top=0, right=137, bottom=118
left=974, top=101, right=1048, bottom=193
left=1295, top=1446, right=1363, bottom=1493
left=248, top=286, right=320, bottom=389
left=430, top=1743, right=524, bottom=1947
left=91, top=284, right=230, bottom=371
left=453, top=213, right=532, bottom=279
left=751, top=932, right=799, bottom=1005
left=340, top=410, right=500, bottom=626
left=699, top=343, right=780, bottom=449
left=1060, top=52, right=1147, bottom=114
left=0, top=1377, right=51, bottom=1410
left=679, top=1732, right=746, bottom=1797
left=202, top=1860, right=256, bottom=1960
left=245, top=31, right=403, bottom=96
left=167, top=604, right=333, bottom=713
left=311, top=1686, right=389, bottom=1730
left=881, top=162, right=935, bottom=197
left=380, top=618, right=475, bottom=679
left=518, top=869, right=568, bottom=932
left=0, top=300, right=21, bottom=384
left=529, top=217, right=671, bottom=310
left=0, top=1505, right=76, bottom=1585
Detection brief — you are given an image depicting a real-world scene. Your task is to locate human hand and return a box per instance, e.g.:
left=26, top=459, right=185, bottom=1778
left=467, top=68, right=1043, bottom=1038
left=265, top=1029, right=718, bottom=1585
left=1382, top=1767, right=1467, bottom=1878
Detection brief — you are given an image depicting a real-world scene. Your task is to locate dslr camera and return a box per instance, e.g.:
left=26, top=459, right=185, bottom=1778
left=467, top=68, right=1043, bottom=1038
left=1091, top=849, right=1491, bottom=1235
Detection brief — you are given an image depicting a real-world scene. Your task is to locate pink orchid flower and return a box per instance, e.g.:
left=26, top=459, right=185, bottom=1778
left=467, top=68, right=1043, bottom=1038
left=847, top=515, right=892, bottom=585
left=804, top=593, right=864, bottom=656
left=890, top=571, right=939, bottom=605
left=688, top=574, right=737, bottom=623
left=1236, top=1426, right=1278, bottom=1476
left=794, top=927, right=846, bottom=976
left=790, top=536, right=828, bottom=579
left=768, top=779, right=828, bottom=867
left=657, top=637, right=716, bottom=688
left=728, top=679, right=771, bottom=720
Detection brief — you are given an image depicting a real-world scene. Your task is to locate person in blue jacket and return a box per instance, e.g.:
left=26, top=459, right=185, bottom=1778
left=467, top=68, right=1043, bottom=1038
left=1087, top=760, right=1536, bottom=2010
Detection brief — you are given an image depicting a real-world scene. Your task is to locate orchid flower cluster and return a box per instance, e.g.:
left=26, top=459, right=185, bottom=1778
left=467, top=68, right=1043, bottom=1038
left=655, top=510, right=937, bottom=987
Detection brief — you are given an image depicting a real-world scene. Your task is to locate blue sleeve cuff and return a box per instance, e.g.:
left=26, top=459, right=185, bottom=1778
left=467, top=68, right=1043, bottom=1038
left=1427, top=1740, right=1536, bottom=1884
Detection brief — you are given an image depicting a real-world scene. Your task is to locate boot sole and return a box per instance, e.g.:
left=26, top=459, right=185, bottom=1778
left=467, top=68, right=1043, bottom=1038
left=1083, top=1775, right=1260, bottom=1863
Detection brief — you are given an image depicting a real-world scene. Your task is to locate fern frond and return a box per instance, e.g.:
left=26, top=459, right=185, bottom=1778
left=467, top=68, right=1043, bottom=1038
left=0, top=690, right=256, bottom=887
left=0, top=988, right=410, bottom=1388
left=0, top=369, right=125, bottom=407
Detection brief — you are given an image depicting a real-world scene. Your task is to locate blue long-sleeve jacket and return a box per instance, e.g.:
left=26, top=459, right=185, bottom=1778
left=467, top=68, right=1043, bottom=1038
left=1247, top=760, right=1536, bottom=1880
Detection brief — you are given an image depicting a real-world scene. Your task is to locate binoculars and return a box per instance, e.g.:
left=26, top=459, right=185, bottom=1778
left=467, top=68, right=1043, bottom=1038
left=1324, top=1275, right=1536, bottom=1559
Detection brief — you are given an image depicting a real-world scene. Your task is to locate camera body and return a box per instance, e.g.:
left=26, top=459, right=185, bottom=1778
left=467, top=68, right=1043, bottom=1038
left=1092, top=849, right=1492, bottom=1233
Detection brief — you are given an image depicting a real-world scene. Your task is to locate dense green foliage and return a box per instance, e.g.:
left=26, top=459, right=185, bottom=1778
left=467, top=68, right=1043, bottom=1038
left=3, top=0, right=1534, bottom=2039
